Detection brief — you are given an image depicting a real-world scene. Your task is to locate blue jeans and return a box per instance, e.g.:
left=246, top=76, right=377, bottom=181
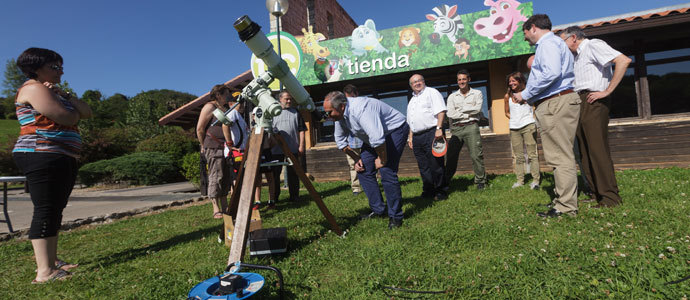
left=359, top=123, right=408, bottom=221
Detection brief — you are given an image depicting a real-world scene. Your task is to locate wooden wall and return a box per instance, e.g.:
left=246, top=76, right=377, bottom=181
left=305, top=120, right=690, bottom=182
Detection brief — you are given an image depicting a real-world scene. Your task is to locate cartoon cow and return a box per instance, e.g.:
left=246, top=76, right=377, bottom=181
left=426, top=4, right=464, bottom=44
left=349, top=19, right=388, bottom=56
left=297, top=26, right=331, bottom=60
left=473, top=0, right=527, bottom=43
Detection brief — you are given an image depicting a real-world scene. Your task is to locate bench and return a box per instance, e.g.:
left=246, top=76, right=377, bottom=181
left=1, top=176, right=26, bottom=233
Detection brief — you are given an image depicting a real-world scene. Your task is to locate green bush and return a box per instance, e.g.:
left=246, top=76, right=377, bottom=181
left=80, top=127, right=137, bottom=165
left=0, top=134, right=19, bottom=176
left=78, top=151, right=179, bottom=186
left=135, top=129, right=198, bottom=167
left=180, top=151, right=201, bottom=187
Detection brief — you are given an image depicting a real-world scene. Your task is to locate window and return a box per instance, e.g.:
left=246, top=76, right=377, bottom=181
left=327, top=13, right=334, bottom=39
left=609, top=67, right=637, bottom=118
left=377, top=90, right=408, bottom=114
left=646, top=48, right=690, bottom=115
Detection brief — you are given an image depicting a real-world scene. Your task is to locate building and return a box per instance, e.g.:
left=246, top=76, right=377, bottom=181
left=161, top=1, right=690, bottom=182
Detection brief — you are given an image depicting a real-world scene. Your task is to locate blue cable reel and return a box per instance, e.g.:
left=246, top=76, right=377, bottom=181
left=187, top=262, right=284, bottom=300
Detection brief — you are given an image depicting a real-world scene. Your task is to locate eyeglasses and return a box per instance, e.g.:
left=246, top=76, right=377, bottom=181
left=49, top=64, right=63, bottom=71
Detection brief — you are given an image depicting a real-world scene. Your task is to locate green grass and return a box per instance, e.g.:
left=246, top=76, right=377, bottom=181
left=1, top=168, right=689, bottom=299
left=0, top=119, right=19, bottom=144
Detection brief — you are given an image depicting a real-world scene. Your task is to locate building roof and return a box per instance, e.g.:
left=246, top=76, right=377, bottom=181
left=554, top=3, right=690, bottom=31
left=157, top=70, right=253, bottom=128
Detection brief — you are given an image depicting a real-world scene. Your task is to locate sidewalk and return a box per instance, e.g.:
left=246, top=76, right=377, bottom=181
left=1, top=182, right=202, bottom=237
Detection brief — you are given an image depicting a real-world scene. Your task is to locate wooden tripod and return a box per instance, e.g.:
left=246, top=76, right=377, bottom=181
left=226, top=127, right=343, bottom=264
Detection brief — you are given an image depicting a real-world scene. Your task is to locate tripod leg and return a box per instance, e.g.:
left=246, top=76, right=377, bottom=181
left=275, top=135, right=343, bottom=236
left=228, top=129, right=264, bottom=264
left=227, top=133, right=252, bottom=218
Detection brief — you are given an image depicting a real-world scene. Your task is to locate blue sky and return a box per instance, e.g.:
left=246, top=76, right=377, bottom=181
left=1, top=0, right=687, bottom=98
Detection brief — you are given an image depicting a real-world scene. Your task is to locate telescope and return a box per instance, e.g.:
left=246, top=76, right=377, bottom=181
left=230, top=15, right=316, bottom=132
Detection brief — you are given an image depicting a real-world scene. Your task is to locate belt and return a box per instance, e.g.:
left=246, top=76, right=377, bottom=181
left=413, top=127, right=435, bottom=135
left=534, top=89, right=574, bottom=107
left=451, top=120, right=477, bottom=127
left=577, top=89, right=592, bottom=95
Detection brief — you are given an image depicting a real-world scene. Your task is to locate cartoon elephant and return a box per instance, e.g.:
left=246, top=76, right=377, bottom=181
left=349, top=19, right=388, bottom=56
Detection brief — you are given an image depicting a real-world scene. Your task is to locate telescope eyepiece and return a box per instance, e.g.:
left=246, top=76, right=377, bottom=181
left=234, top=15, right=262, bottom=42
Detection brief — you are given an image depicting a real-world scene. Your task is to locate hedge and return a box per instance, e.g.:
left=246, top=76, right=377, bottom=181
left=180, top=151, right=201, bottom=188
left=78, top=151, right=179, bottom=186
left=135, top=130, right=198, bottom=168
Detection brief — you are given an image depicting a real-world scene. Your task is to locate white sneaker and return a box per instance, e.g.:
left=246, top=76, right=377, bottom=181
left=511, top=182, right=523, bottom=189
left=530, top=182, right=540, bottom=190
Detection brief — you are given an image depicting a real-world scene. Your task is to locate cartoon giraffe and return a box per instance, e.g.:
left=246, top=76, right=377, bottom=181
left=297, top=26, right=331, bottom=61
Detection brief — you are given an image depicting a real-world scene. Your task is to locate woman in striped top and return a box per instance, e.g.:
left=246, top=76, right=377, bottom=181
left=13, top=47, right=92, bottom=283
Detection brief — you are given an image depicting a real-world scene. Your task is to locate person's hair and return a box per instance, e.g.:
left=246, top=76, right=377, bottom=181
left=409, top=74, right=424, bottom=85
left=560, top=26, right=586, bottom=40
left=16, top=47, right=63, bottom=79
left=209, top=84, right=231, bottom=102
left=506, top=71, right=527, bottom=94
left=522, top=14, right=552, bottom=31
left=278, top=90, right=292, bottom=99
left=343, top=84, right=358, bottom=96
left=455, top=37, right=470, bottom=45
left=325, top=91, right=347, bottom=108
left=457, top=69, right=470, bottom=78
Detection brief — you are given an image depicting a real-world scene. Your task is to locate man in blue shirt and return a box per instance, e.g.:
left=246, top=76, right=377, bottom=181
left=324, top=91, right=409, bottom=229
left=512, top=14, right=580, bottom=218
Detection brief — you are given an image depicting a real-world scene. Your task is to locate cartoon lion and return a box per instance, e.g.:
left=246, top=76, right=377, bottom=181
left=398, top=27, right=420, bottom=48
left=398, top=27, right=421, bottom=56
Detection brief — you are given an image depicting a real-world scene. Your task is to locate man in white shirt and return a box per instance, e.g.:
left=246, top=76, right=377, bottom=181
left=407, top=74, right=448, bottom=200
left=445, top=69, right=487, bottom=190
left=560, top=26, right=631, bottom=208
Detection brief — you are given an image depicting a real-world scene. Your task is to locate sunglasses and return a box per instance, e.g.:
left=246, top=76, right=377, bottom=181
left=49, top=64, right=63, bottom=71
left=323, top=110, right=332, bottom=118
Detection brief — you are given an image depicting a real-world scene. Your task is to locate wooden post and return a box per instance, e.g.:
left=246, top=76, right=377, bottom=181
left=634, top=40, right=651, bottom=119
left=228, top=128, right=264, bottom=264
left=227, top=129, right=343, bottom=265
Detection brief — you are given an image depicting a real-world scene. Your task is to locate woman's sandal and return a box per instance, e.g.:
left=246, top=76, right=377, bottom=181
left=56, top=260, right=79, bottom=271
left=31, top=269, right=71, bottom=284
left=213, top=212, right=223, bottom=219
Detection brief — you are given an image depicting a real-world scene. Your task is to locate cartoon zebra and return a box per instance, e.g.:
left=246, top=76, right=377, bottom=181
left=426, top=4, right=464, bottom=44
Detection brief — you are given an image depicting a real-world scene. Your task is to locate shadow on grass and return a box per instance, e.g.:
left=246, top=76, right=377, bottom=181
left=256, top=177, right=434, bottom=261
left=94, top=225, right=220, bottom=268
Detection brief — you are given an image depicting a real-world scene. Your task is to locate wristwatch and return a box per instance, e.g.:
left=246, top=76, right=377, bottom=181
left=436, top=126, right=442, bottom=130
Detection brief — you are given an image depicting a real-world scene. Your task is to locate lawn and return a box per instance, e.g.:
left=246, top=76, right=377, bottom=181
left=0, top=119, right=19, bottom=144
left=1, top=168, right=689, bottom=299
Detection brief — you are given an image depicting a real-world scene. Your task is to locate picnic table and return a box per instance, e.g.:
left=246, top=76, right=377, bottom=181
left=1, top=176, right=26, bottom=233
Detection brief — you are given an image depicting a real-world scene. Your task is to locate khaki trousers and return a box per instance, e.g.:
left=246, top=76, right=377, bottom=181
left=345, top=149, right=362, bottom=193
left=534, top=92, right=581, bottom=214
left=510, top=123, right=540, bottom=185
left=576, top=94, right=621, bottom=206
left=445, top=123, right=486, bottom=184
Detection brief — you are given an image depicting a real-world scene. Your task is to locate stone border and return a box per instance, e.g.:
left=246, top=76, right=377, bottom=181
left=0, top=196, right=207, bottom=242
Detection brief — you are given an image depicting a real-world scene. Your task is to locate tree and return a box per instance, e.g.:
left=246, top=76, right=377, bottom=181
left=126, top=89, right=195, bottom=143
left=100, top=93, right=128, bottom=126
left=1, top=59, right=27, bottom=119
left=2, top=59, right=26, bottom=98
